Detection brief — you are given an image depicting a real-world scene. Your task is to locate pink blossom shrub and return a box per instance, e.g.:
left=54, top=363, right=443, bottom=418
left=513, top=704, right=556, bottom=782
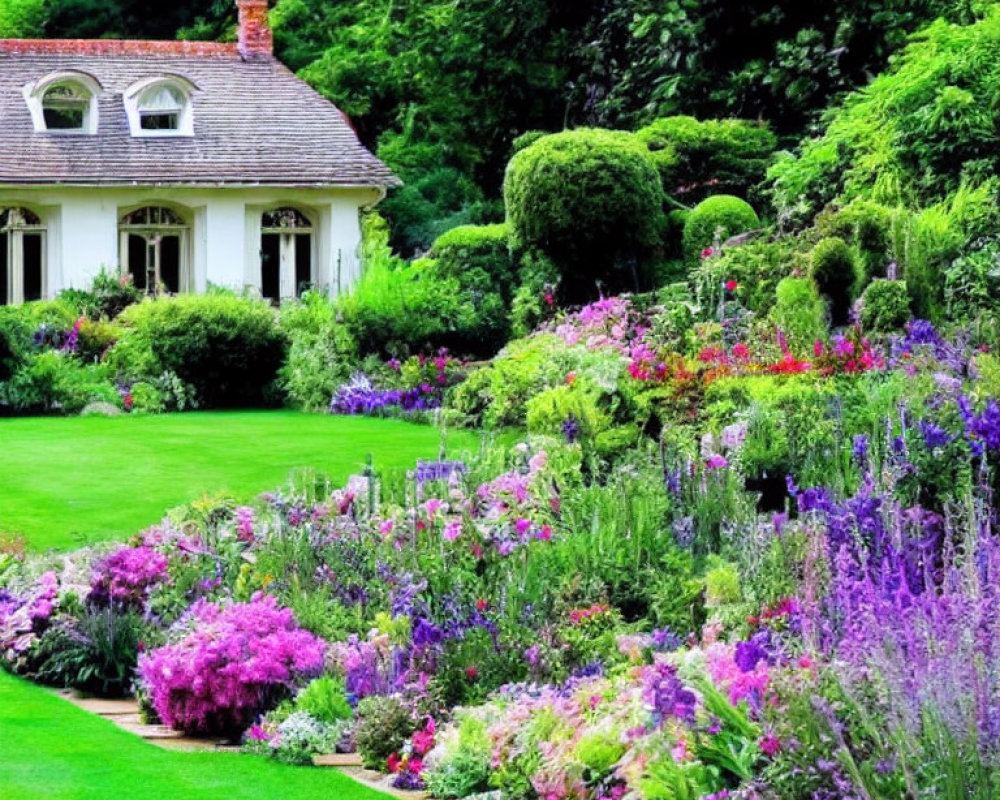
left=88, top=545, right=169, bottom=608
left=138, top=594, right=326, bottom=737
left=0, top=571, right=59, bottom=667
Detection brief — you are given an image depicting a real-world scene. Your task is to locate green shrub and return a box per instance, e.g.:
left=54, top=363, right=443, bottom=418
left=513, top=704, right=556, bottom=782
left=704, top=558, right=742, bottom=608
left=294, top=676, right=353, bottom=725
left=690, top=237, right=799, bottom=316
left=337, top=255, right=478, bottom=358
left=354, top=695, right=417, bottom=770
left=278, top=292, right=357, bottom=411
left=944, top=242, right=1000, bottom=321
left=525, top=381, right=611, bottom=443
left=809, top=237, right=860, bottom=325
left=769, top=12, right=1000, bottom=220
left=76, top=318, right=121, bottom=362
left=424, top=714, right=492, bottom=799
left=34, top=606, right=151, bottom=697
left=682, top=195, right=760, bottom=266
left=113, top=295, right=286, bottom=408
left=0, top=306, right=31, bottom=381
left=429, top=223, right=515, bottom=355
left=0, top=351, right=117, bottom=415
left=770, top=277, right=826, bottom=354
left=128, top=381, right=164, bottom=414
left=860, top=279, right=911, bottom=332
left=815, top=200, right=895, bottom=280
left=504, top=128, right=665, bottom=300
left=59, top=268, right=143, bottom=320
left=635, top=116, right=777, bottom=204
left=509, top=249, right=560, bottom=338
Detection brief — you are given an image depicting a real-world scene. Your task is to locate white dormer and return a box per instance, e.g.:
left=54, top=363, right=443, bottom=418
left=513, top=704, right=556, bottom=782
left=123, top=75, right=196, bottom=137
left=24, top=71, right=101, bottom=134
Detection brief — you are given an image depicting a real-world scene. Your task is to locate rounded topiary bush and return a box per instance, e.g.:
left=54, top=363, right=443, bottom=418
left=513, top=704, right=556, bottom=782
left=138, top=595, right=325, bottom=739
left=503, top=128, right=665, bottom=300
left=431, top=223, right=514, bottom=296
left=810, top=237, right=860, bottom=326
left=860, top=279, right=911, bottom=332
left=682, top=195, right=759, bottom=265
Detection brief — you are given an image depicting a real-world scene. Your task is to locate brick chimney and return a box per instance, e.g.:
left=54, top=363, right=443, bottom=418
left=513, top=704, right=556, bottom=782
left=237, top=0, right=272, bottom=61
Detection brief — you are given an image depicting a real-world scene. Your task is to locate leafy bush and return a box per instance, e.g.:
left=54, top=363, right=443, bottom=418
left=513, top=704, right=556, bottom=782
left=243, top=710, right=346, bottom=766
left=682, top=195, right=760, bottom=266
left=635, top=116, right=777, bottom=204
left=278, top=292, right=357, bottom=411
left=0, top=306, right=31, bottom=381
left=504, top=128, right=665, bottom=300
left=690, top=237, right=798, bottom=316
left=59, top=268, right=143, bottom=320
left=355, top=694, right=418, bottom=770
left=113, top=295, right=286, bottom=408
left=76, top=318, right=121, bottom=363
left=860, top=279, right=911, bottom=332
left=424, top=713, right=492, bottom=799
left=0, top=351, right=118, bottom=415
left=770, top=277, right=826, bottom=354
left=944, top=242, right=1000, bottom=321
left=137, top=595, right=326, bottom=738
left=427, top=223, right=515, bottom=356
left=525, top=381, right=611, bottom=443
left=769, top=11, right=1000, bottom=219
left=815, top=200, right=894, bottom=280
left=34, top=606, right=150, bottom=698
left=293, top=675, right=353, bottom=725
left=809, top=237, right=860, bottom=325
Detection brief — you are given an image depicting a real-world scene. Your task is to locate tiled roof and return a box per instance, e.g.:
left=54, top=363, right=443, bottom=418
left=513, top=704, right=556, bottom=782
left=0, top=41, right=400, bottom=188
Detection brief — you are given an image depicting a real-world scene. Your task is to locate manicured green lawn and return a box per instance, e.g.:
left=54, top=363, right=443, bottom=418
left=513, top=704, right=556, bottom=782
left=0, top=670, right=390, bottom=800
left=0, top=411, right=478, bottom=551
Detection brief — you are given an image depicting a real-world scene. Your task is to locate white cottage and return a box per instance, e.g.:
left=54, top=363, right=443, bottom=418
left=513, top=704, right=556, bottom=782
left=0, top=0, right=398, bottom=305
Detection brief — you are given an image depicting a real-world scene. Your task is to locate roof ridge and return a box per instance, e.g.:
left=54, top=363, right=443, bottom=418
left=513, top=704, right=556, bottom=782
left=0, top=40, right=240, bottom=57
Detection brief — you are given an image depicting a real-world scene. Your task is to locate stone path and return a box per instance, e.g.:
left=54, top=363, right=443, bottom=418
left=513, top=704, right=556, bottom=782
left=52, top=689, right=428, bottom=799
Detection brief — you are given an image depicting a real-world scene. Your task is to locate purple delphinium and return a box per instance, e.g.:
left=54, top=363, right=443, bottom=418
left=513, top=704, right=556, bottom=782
left=851, top=434, right=869, bottom=468
left=641, top=658, right=697, bottom=727
left=562, top=415, right=580, bottom=444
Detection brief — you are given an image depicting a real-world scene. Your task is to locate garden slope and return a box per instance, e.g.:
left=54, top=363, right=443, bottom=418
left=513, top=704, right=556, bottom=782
left=0, top=411, right=477, bottom=551
left=0, top=670, right=392, bottom=800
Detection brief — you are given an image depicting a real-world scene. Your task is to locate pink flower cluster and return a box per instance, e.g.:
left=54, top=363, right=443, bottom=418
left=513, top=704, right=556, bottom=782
left=138, top=594, right=326, bottom=737
left=0, top=571, right=58, bottom=661
left=88, top=545, right=169, bottom=608
left=553, top=297, right=646, bottom=355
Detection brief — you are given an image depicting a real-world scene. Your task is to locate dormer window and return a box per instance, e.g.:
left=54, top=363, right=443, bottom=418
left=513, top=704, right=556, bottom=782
left=42, top=83, right=89, bottom=130
left=124, top=77, right=195, bottom=137
left=24, top=72, right=101, bottom=134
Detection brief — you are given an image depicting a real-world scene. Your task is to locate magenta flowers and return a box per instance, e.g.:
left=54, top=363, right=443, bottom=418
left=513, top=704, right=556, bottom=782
left=138, top=595, right=325, bottom=737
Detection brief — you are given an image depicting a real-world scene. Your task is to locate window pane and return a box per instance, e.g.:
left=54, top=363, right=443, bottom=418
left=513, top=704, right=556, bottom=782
left=23, top=234, right=43, bottom=302
left=140, top=113, right=179, bottom=131
left=43, top=106, right=85, bottom=130
left=295, top=234, right=311, bottom=296
left=160, top=236, right=180, bottom=294
left=138, top=86, right=183, bottom=112
left=0, top=232, right=7, bottom=305
left=127, top=234, right=147, bottom=292
left=260, top=234, right=280, bottom=303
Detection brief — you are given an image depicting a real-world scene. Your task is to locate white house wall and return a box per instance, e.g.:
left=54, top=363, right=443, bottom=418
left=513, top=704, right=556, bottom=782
left=0, top=185, right=379, bottom=299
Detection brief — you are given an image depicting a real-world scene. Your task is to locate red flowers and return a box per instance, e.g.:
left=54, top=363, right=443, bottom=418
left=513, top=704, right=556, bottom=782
left=544, top=291, right=555, bottom=307
left=701, top=247, right=714, bottom=259
left=475, top=598, right=489, bottom=612
left=465, top=665, right=479, bottom=681
left=725, top=279, right=738, bottom=292
left=569, top=603, right=610, bottom=625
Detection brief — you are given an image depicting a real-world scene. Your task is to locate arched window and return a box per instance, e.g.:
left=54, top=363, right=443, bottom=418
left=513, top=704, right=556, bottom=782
left=1, top=208, right=46, bottom=305
left=26, top=72, right=101, bottom=134
left=124, top=77, right=195, bottom=137
left=260, top=207, right=313, bottom=303
left=119, top=206, right=190, bottom=295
